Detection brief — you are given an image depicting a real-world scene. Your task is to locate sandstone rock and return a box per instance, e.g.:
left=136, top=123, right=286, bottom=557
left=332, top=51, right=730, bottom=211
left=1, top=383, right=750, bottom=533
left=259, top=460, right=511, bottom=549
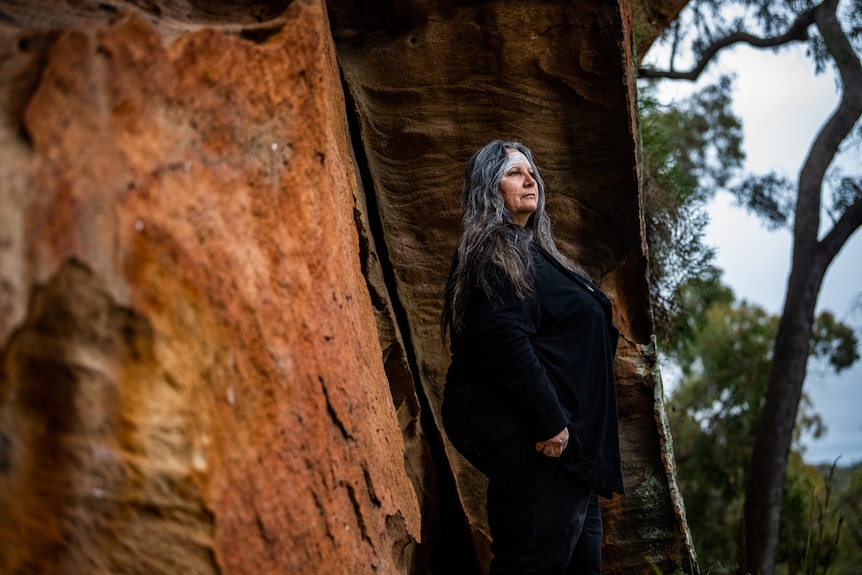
left=0, top=3, right=420, bottom=573
left=329, top=0, right=697, bottom=572
left=0, top=0, right=698, bottom=573
left=631, top=0, right=690, bottom=62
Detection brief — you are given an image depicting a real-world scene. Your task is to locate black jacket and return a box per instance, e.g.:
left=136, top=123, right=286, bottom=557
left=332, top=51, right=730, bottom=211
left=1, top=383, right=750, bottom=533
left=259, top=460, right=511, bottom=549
left=444, top=240, right=624, bottom=496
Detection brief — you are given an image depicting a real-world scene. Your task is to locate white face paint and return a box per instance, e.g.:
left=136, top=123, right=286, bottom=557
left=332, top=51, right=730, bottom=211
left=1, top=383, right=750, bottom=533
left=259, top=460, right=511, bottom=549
left=499, top=149, right=539, bottom=227
left=502, top=151, right=530, bottom=173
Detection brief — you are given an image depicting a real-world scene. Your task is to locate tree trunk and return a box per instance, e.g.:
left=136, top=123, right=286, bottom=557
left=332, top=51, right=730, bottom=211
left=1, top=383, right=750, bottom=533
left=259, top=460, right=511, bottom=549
left=739, top=2, right=862, bottom=573
left=739, top=253, right=827, bottom=575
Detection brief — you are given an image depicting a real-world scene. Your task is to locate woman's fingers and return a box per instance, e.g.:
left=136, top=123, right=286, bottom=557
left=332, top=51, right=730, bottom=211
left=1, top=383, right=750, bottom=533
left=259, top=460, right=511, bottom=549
left=540, top=441, right=567, bottom=457
left=535, top=427, right=570, bottom=455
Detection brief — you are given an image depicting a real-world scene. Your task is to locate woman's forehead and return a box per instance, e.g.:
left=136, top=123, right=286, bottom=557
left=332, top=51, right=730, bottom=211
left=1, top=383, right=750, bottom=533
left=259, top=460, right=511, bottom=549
left=505, top=149, right=530, bottom=166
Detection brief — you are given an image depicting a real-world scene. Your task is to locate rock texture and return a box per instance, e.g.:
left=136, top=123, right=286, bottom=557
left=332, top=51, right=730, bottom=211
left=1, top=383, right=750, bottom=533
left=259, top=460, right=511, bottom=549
left=0, top=2, right=420, bottom=573
left=328, top=1, right=696, bottom=572
left=0, top=0, right=697, bottom=573
left=631, top=0, right=689, bottom=61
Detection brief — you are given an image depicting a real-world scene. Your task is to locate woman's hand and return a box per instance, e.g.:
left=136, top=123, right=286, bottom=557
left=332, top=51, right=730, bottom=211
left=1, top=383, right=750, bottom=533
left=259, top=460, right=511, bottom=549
left=535, top=427, right=569, bottom=458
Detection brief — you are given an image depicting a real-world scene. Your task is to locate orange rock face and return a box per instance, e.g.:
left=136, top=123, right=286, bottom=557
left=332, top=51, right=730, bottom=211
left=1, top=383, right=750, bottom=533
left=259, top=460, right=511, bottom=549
left=1, top=3, right=419, bottom=573
left=0, top=1, right=697, bottom=574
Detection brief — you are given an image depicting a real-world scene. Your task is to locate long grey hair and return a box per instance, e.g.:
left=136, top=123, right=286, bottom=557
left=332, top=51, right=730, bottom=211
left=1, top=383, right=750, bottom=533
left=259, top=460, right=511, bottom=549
left=442, top=139, right=573, bottom=338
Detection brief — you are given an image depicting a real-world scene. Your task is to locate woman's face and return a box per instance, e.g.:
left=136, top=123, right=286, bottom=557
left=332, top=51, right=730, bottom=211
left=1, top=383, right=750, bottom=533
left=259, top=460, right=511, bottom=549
left=499, top=149, right=538, bottom=227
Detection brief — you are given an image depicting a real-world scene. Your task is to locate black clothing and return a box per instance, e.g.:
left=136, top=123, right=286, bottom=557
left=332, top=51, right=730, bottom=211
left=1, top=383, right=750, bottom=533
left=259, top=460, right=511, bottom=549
left=487, top=452, right=602, bottom=575
left=444, top=240, right=624, bottom=496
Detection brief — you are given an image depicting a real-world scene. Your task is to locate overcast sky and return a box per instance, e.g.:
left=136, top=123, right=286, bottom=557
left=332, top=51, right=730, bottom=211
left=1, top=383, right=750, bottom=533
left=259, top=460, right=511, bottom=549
left=644, top=42, right=862, bottom=466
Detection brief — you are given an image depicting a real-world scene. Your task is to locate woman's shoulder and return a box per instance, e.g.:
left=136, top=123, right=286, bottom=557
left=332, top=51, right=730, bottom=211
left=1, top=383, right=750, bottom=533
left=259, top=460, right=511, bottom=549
left=532, top=243, right=602, bottom=290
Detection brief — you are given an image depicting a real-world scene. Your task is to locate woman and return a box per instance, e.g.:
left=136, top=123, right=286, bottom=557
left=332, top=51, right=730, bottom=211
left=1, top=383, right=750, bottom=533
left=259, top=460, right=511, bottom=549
left=441, top=140, right=624, bottom=574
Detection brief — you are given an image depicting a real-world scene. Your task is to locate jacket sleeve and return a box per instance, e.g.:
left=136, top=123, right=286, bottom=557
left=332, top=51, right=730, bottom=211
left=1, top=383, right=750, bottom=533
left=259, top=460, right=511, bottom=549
left=463, top=266, right=570, bottom=442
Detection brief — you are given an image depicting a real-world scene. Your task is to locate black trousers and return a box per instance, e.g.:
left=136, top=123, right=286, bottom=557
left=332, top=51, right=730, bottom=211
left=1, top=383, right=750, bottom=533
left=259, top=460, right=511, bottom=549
left=487, top=441, right=602, bottom=575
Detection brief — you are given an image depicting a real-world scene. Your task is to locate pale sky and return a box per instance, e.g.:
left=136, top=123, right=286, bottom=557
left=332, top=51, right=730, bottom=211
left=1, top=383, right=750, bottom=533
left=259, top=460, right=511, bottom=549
left=644, top=42, right=862, bottom=465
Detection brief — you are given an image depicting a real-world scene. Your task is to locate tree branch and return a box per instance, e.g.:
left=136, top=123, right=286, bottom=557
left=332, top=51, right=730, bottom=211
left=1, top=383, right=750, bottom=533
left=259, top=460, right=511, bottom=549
left=801, top=0, right=862, bottom=253
left=820, top=196, right=862, bottom=263
left=638, top=6, right=818, bottom=80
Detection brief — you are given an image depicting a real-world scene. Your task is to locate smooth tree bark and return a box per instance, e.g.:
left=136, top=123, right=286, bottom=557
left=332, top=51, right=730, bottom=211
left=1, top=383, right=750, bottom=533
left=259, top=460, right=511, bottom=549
left=640, top=1, right=862, bottom=573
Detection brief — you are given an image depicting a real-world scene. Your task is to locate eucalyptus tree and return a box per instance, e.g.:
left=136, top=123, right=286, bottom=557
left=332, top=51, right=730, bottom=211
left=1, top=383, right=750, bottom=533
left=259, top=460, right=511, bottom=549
left=665, top=300, right=856, bottom=574
left=638, top=1, right=862, bottom=573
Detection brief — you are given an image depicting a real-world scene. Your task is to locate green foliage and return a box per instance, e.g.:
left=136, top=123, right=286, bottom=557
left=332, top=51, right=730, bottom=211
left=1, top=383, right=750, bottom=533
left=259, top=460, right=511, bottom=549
left=731, top=172, right=796, bottom=230
left=640, top=76, right=744, bottom=200
left=660, top=268, right=735, bottom=360
left=639, top=80, right=742, bottom=348
left=828, top=176, right=862, bottom=220
left=830, top=464, right=862, bottom=575
left=778, top=455, right=842, bottom=575
left=810, top=311, right=860, bottom=372
left=645, top=459, right=862, bottom=575
left=663, top=292, right=858, bottom=574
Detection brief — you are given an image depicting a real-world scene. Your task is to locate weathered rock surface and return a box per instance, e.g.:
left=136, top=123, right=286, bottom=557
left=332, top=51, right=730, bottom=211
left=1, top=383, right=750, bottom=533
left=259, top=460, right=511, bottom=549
left=631, top=0, right=690, bottom=61
left=0, top=0, right=697, bottom=573
left=328, top=1, right=695, bottom=572
left=0, top=2, right=421, bottom=573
